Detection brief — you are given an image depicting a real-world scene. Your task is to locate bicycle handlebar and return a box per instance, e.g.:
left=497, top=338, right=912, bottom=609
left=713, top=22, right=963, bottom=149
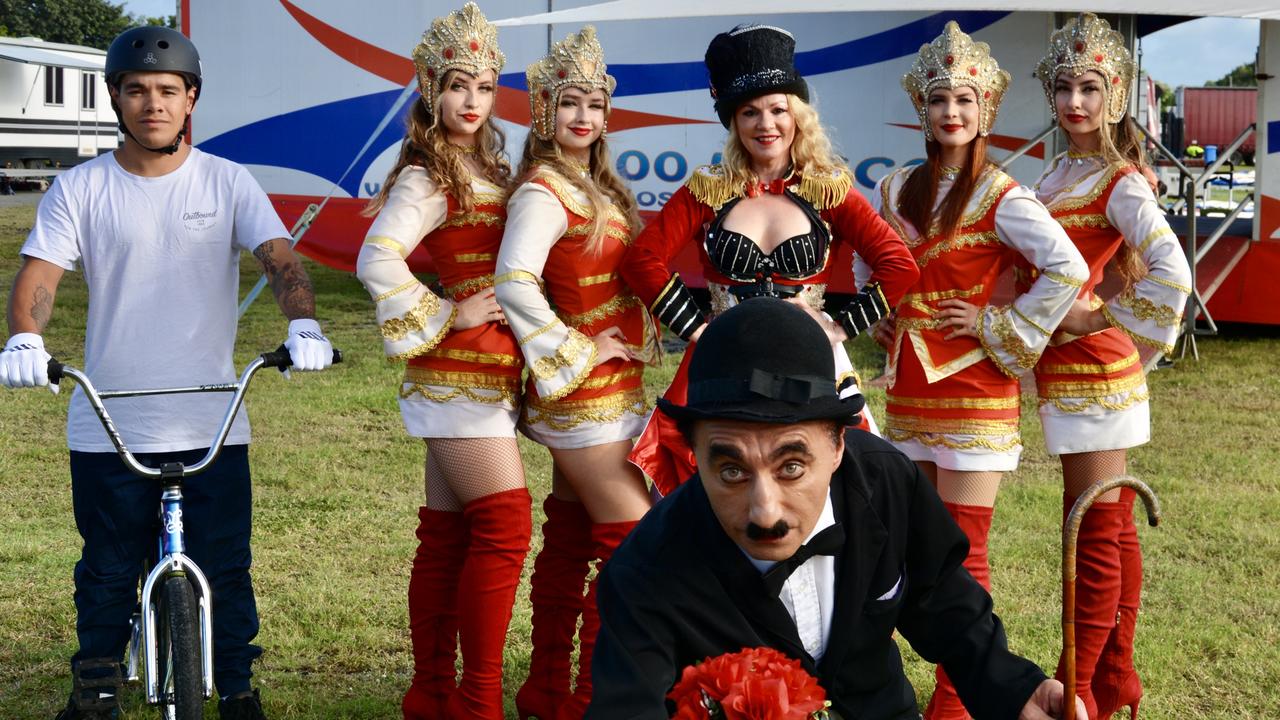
left=45, top=347, right=343, bottom=480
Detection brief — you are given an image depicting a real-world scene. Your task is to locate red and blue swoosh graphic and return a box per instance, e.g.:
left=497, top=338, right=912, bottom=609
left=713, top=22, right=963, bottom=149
left=197, top=1, right=1011, bottom=197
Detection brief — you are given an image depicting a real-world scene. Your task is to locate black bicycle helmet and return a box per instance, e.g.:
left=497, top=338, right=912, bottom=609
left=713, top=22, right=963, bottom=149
left=105, top=26, right=202, bottom=99
left=105, top=26, right=202, bottom=155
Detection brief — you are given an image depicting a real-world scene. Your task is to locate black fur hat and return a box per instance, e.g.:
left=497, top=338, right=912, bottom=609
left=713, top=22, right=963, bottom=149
left=705, top=24, right=809, bottom=128
left=659, top=299, right=864, bottom=425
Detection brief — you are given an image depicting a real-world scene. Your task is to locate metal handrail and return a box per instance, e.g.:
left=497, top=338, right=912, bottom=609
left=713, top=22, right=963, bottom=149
left=996, top=124, right=1058, bottom=170
left=1196, top=190, right=1256, bottom=265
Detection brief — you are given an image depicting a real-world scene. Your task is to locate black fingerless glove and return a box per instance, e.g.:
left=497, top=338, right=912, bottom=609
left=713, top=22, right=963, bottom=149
left=836, top=282, right=890, bottom=339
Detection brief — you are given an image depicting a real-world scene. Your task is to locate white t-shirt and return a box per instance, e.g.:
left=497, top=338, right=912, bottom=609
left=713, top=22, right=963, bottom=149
left=21, top=148, right=290, bottom=453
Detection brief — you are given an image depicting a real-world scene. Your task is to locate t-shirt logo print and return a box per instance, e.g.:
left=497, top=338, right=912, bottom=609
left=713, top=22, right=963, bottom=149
left=182, top=208, right=218, bottom=232
left=143, top=52, right=158, bottom=65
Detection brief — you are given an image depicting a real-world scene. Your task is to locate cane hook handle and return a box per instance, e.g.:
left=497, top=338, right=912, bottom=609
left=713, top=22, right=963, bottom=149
left=1062, top=475, right=1160, bottom=720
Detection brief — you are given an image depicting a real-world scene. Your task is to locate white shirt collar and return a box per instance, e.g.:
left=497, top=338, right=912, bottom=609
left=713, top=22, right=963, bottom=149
left=743, top=489, right=836, bottom=574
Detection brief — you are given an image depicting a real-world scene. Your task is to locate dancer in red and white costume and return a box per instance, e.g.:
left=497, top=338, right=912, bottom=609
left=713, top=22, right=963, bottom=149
left=1031, top=14, right=1191, bottom=720
left=872, top=23, right=1088, bottom=719
left=494, top=27, right=659, bottom=720
left=355, top=5, right=529, bottom=718
left=622, top=24, right=920, bottom=496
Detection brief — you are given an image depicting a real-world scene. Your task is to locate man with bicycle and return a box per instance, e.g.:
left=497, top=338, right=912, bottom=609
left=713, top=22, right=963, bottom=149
left=0, top=26, right=333, bottom=720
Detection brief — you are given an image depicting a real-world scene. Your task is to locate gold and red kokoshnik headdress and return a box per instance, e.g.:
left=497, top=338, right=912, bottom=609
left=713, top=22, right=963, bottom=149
left=412, top=2, right=505, bottom=111
left=526, top=26, right=616, bottom=141
left=901, top=21, right=1010, bottom=142
left=1036, top=12, right=1135, bottom=124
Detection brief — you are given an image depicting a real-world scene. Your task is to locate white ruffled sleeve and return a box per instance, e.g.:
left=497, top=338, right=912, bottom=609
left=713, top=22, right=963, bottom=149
left=1102, top=173, right=1193, bottom=354
left=494, top=181, right=597, bottom=402
left=355, top=166, right=454, bottom=360
left=978, top=186, right=1090, bottom=377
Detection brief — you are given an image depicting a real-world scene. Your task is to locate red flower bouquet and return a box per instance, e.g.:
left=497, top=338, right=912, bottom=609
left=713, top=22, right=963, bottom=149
left=667, top=647, right=831, bottom=720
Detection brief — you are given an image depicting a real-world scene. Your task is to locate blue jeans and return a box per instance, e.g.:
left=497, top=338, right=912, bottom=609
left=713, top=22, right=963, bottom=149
left=69, top=445, right=262, bottom=696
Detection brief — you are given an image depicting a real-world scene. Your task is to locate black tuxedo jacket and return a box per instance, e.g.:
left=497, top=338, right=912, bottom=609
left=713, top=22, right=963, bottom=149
left=587, top=431, right=1046, bottom=719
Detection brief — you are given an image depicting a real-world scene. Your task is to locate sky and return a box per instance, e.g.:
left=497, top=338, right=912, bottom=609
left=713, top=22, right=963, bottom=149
left=121, top=1, right=1261, bottom=89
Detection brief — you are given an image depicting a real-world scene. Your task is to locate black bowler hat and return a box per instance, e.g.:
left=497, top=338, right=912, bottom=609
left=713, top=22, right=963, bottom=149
left=705, top=24, right=810, bottom=128
left=659, top=299, right=865, bottom=425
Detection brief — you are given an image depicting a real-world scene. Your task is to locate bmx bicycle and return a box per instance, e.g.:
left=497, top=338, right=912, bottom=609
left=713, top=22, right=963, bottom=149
left=48, top=345, right=341, bottom=719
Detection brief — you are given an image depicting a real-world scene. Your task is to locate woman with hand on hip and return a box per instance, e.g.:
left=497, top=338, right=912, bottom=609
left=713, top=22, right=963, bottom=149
left=622, top=24, right=920, bottom=496
left=873, top=23, right=1087, bottom=719
left=1030, top=14, right=1191, bottom=719
left=355, top=5, right=529, bottom=718
left=494, top=26, right=659, bottom=720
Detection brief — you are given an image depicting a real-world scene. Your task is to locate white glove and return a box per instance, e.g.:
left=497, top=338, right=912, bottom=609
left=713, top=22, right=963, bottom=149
left=0, top=333, right=58, bottom=393
left=283, top=319, right=333, bottom=372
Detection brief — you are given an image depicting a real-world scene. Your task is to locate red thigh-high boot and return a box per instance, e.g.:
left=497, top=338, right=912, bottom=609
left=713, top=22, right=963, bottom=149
left=1056, top=493, right=1125, bottom=720
left=445, top=488, right=533, bottom=720
left=563, top=520, right=638, bottom=719
left=924, top=503, right=994, bottom=720
left=403, top=507, right=469, bottom=719
left=1093, top=487, right=1144, bottom=719
left=516, top=497, right=593, bottom=720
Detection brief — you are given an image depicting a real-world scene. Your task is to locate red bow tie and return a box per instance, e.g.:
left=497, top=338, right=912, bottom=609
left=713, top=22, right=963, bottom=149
left=744, top=177, right=789, bottom=198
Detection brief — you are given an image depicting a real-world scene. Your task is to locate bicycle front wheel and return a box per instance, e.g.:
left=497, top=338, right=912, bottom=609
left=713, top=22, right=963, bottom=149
left=158, top=575, right=204, bottom=720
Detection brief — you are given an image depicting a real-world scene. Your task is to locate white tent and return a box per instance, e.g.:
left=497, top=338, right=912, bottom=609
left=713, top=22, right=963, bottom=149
left=0, top=37, right=105, bottom=71
left=493, top=0, right=1280, bottom=26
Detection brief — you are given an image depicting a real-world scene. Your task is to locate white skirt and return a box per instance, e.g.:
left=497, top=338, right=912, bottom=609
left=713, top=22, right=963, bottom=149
left=1038, top=384, right=1151, bottom=455
left=890, top=433, right=1022, bottom=472
left=399, top=386, right=519, bottom=439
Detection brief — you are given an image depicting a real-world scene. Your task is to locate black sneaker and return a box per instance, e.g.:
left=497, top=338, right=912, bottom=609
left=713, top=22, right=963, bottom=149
left=218, top=689, right=267, bottom=720
left=54, top=658, right=121, bottom=720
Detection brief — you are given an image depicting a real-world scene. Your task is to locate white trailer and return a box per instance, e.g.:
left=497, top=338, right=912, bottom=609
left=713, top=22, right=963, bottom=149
left=0, top=36, right=118, bottom=168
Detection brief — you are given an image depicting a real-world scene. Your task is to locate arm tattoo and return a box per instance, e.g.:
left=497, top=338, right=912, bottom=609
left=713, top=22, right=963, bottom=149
left=30, top=285, right=53, bottom=331
left=255, top=239, right=316, bottom=320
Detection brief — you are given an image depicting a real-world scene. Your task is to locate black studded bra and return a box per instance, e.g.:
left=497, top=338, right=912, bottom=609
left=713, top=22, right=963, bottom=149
left=704, top=193, right=830, bottom=287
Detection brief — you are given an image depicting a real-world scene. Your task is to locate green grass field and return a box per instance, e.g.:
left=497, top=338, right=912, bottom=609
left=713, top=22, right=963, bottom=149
left=2, top=201, right=1278, bottom=719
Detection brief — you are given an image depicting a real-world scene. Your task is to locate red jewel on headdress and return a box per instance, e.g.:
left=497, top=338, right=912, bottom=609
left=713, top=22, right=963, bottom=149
left=557, top=69, right=567, bottom=79
left=968, top=67, right=978, bottom=76
left=926, top=70, right=935, bottom=79
left=1074, top=41, right=1085, bottom=52
left=426, top=68, right=435, bottom=78
left=984, top=90, right=991, bottom=98
left=541, top=89, right=550, bottom=98
left=443, top=48, right=454, bottom=60
left=1112, top=76, right=1121, bottom=84
left=945, top=54, right=954, bottom=65
left=1095, top=54, right=1104, bottom=62
left=470, top=40, right=480, bottom=52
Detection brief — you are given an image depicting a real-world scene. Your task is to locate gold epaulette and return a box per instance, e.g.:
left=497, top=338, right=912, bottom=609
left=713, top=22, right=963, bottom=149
left=685, top=164, right=739, bottom=210
left=795, top=168, right=854, bottom=211
left=684, top=164, right=854, bottom=212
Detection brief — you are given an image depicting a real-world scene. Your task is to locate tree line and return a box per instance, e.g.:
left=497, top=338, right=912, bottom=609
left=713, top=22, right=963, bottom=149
left=0, top=0, right=174, bottom=49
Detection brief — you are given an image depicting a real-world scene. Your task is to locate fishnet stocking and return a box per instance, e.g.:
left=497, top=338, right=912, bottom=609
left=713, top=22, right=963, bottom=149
left=935, top=469, right=1002, bottom=508
left=424, top=437, right=526, bottom=509
left=1061, top=450, right=1126, bottom=502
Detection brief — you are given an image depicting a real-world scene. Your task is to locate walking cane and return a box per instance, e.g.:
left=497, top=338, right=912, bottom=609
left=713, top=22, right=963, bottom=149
left=1062, top=475, right=1161, bottom=720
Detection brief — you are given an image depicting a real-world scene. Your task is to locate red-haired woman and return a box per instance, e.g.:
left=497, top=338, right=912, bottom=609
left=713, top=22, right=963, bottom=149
left=354, top=5, right=528, bottom=719
left=1031, top=14, right=1191, bottom=719
left=494, top=27, right=659, bottom=720
left=622, top=24, right=920, bottom=496
left=875, top=23, right=1087, bottom=719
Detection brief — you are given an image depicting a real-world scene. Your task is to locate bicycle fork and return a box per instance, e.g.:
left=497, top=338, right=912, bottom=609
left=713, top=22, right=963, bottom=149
left=126, top=482, right=216, bottom=703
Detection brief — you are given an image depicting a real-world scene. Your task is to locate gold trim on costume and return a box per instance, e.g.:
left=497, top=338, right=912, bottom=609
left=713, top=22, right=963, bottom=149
left=536, top=170, right=595, bottom=219
left=990, top=307, right=1041, bottom=371
left=440, top=212, right=503, bottom=231
left=427, top=348, right=522, bottom=367
left=381, top=292, right=445, bottom=342
left=836, top=369, right=863, bottom=391
left=494, top=270, right=541, bottom=285
left=886, top=414, right=1018, bottom=435
left=403, top=367, right=520, bottom=391
left=885, top=427, right=1022, bottom=452
left=1040, top=269, right=1087, bottom=288
left=880, top=170, right=913, bottom=242
left=651, top=275, right=681, bottom=312
left=907, top=328, right=988, bottom=382
left=1040, top=387, right=1149, bottom=413
left=386, top=306, right=458, bottom=362
left=1146, top=274, right=1192, bottom=295
left=1045, top=163, right=1124, bottom=214
left=976, top=309, right=1019, bottom=379
left=530, top=329, right=595, bottom=380
left=1114, top=290, right=1182, bottom=328
left=795, top=168, right=854, bottom=211
left=686, top=164, right=739, bottom=210
left=946, top=171, right=1014, bottom=234
left=442, top=274, right=495, bottom=299
left=902, top=285, right=986, bottom=314
left=915, top=231, right=1002, bottom=267
left=1137, top=226, right=1175, bottom=253
left=520, top=319, right=561, bottom=346
left=1057, top=213, right=1112, bottom=230
left=887, top=394, right=1020, bottom=410
left=1038, top=372, right=1147, bottom=398
left=1101, top=304, right=1175, bottom=353
left=1039, top=351, right=1140, bottom=375
left=452, top=252, right=497, bottom=263
left=524, top=387, right=649, bottom=431
left=578, top=366, right=645, bottom=390
left=373, top=279, right=420, bottom=303
left=578, top=272, right=617, bottom=287
left=557, top=294, right=642, bottom=328
left=365, top=235, right=408, bottom=258
left=1013, top=306, right=1052, bottom=337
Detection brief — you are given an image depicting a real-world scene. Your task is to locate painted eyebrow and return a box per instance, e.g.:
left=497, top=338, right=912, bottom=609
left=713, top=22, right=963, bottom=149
left=769, top=441, right=813, bottom=462
left=707, top=443, right=746, bottom=462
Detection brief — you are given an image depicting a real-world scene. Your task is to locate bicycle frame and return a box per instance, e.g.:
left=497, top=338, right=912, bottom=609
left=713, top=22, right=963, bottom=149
left=50, top=349, right=328, bottom=709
